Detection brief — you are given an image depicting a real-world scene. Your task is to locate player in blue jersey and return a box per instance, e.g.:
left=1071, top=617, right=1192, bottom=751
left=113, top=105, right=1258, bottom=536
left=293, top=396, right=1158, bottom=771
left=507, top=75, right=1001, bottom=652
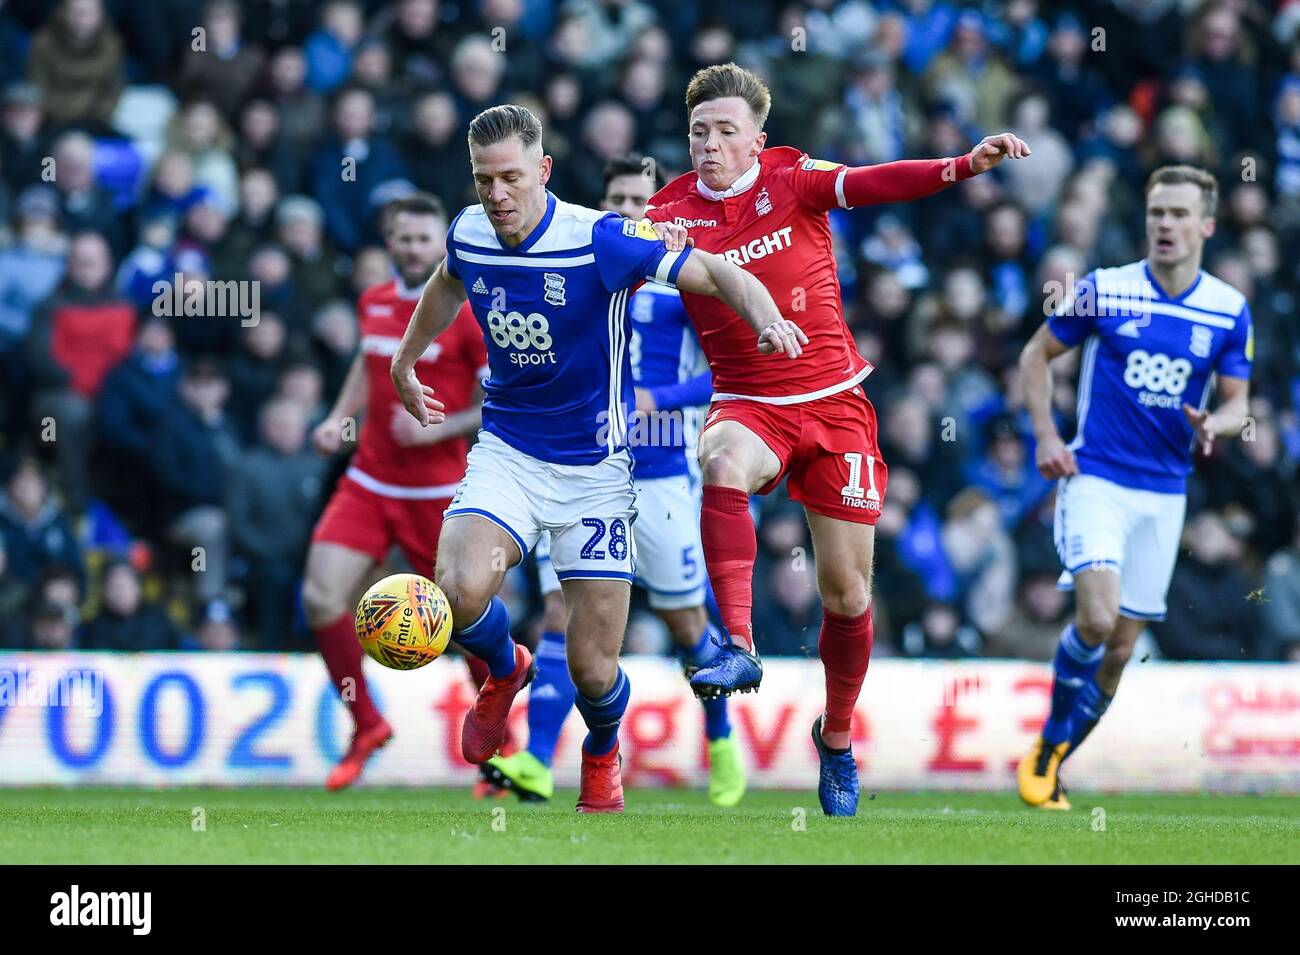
left=482, top=155, right=747, bottom=807
left=1015, top=166, right=1252, bottom=809
left=390, top=106, right=802, bottom=813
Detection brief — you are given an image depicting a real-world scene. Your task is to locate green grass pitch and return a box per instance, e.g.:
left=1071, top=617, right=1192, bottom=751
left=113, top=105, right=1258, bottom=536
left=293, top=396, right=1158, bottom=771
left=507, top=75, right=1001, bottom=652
left=3, top=788, right=1296, bottom=864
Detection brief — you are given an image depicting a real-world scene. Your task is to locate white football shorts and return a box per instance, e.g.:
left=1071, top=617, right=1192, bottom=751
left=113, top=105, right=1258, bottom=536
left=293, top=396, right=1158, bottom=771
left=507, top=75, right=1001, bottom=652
left=445, top=430, right=637, bottom=583
left=1053, top=473, right=1187, bottom=620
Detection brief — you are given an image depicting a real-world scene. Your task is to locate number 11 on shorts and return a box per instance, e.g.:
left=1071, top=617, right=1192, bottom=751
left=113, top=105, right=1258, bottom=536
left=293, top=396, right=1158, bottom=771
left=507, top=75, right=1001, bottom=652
left=841, top=452, right=880, bottom=502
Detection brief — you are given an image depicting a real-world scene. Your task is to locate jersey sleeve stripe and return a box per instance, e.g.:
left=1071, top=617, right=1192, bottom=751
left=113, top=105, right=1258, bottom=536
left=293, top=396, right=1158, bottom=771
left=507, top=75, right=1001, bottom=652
left=457, top=249, right=595, bottom=268
left=834, top=168, right=849, bottom=209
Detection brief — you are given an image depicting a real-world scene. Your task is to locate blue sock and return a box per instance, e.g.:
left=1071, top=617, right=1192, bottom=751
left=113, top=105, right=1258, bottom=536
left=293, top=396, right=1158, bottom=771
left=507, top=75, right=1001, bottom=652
left=701, top=695, right=730, bottom=742
left=573, top=667, right=630, bottom=756
left=686, top=623, right=724, bottom=669
left=452, top=597, right=517, bottom=679
left=526, top=630, right=575, bottom=767
left=1063, top=679, right=1113, bottom=760
left=687, top=624, right=730, bottom=741
left=1042, top=624, right=1104, bottom=745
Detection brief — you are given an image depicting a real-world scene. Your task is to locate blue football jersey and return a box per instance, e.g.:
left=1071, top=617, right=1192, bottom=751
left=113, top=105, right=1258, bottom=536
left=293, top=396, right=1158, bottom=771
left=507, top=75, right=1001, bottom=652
left=445, top=192, right=691, bottom=465
left=1048, top=260, right=1253, bottom=493
left=628, top=282, right=711, bottom=480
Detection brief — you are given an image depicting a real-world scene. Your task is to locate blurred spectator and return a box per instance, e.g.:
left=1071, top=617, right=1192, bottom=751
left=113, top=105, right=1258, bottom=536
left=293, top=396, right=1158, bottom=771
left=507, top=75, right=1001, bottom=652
left=0, top=188, right=66, bottom=425
left=1, top=83, right=50, bottom=193
left=276, top=195, right=343, bottom=311
left=1153, top=512, right=1263, bottom=661
left=28, top=599, right=77, bottom=650
left=899, top=601, right=981, bottom=658
left=556, top=0, right=656, bottom=70
left=1262, top=523, right=1300, bottom=661
left=1031, top=12, right=1110, bottom=140
left=404, top=90, right=470, bottom=209
left=305, top=0, right=364, bottom=94
left=80, top=560, right=180, bottom=651
left=193, top=598, right=240, bottom=651
left=941, top=487, right=1015, bottom=638
left=963, top=413, right=1051, bottom=531
left=264, top=46, right=326, bottom=155
left=175, top=0, right=266, bottom=121
left=752, top=558, right=822, bottom=657
left=154, top=360, right=237, bottom=604
left=166, top=100, right=240, bottom=215
left=984, top=570, right=1069, bottom=660
left=309, top=85, right=409, bottom=251
left=49, top=133, right=124, bottom=253
left=0, top=458, right=83, bottom=591
left=0, top=535, right=26, bottom=647
left=923, top=10, right=1017, bottom=133
left=27, top=0, right=124, bottom=128
left=26, top=231, right=134, bottom=510
left=228, top=397, right=324, bottom=648
left=95, top=315, right=181, bottom=525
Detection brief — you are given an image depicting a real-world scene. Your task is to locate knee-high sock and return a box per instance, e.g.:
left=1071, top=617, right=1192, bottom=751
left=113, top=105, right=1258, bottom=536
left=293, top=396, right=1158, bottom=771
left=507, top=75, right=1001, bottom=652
left=687, top=623, right=730, bottom=741
left=465, top=655, right=491, bottom=690
left=818, top=606, right=874, bottom=735
left=526, top=630, right=575, bottom=766
left=453, top=597, right=517, bottom=679
left=1042, top=624, right=1105, bottom=746
left=573, top=667, right=631, bottom=756
left=313, top=612, right=382, bottom=732
left=700, top=486, right=756, bottom=651
left=1062, top=679, right=1113, bottom=761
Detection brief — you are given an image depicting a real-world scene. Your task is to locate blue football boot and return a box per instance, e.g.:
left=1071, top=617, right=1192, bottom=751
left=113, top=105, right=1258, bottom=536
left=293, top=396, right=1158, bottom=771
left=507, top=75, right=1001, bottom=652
left=811, top=714, right=860, bottom=817
left=688, top=642, right=763, bottom=699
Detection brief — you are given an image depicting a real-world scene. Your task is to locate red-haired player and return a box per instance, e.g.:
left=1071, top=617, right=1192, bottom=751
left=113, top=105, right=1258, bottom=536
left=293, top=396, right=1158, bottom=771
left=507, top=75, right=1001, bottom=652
left=304, top=194, right=489, bottom=791
left=646, top=63, right=1029, bottom=815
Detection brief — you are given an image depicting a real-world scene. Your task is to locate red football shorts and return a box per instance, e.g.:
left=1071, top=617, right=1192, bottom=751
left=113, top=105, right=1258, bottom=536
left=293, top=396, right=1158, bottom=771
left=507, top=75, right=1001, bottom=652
left=310, top=475, right=449, bottom=575
left=703, top=385, right=888, bottom=525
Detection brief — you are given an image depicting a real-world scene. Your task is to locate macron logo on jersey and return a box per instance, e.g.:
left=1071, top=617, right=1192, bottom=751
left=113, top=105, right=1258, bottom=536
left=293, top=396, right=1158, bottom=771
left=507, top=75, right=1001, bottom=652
left=721, top=226, right=794, bottom=267
left=674, top=217, right=717, bottom=228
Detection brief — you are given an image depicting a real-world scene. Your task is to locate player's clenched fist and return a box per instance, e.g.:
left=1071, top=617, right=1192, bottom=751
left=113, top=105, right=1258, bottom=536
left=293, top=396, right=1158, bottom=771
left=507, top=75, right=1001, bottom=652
left=968, top=133, right=1032, bottom=174
left=311, top=418, right=345, bottom=456
left=391, top=364, right=446, bottom=426
left=757, top=318, right=809, bottom=358
left=650, top=219, right=691, bottom=252
left=1034, top=433, right=1078, bottom=479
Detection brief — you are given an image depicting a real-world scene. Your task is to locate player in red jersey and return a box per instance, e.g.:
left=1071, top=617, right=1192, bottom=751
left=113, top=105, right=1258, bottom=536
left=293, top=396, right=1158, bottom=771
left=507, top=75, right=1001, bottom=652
left=645, top=64, right=1029, bottom=814
left=304, top=193, right=488, bottom=791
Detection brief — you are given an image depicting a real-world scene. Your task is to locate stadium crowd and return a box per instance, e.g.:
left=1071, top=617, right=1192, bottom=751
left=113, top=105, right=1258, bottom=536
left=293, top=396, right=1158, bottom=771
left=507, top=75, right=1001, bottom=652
left=1, top=0, right=1298, bottom=662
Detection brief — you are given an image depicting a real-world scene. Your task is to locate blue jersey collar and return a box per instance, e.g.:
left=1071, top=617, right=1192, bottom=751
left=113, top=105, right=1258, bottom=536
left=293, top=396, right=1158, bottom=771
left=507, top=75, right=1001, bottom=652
left=1143, top=259, right=1202, bottom=304
left=498, top=191, right=557, bottom=253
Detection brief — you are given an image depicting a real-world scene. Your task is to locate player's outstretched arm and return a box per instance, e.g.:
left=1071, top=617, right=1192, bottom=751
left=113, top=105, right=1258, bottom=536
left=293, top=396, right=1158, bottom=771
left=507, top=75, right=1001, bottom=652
left=1019, top=322, right=1077, bottom=480
left=390, top=257, right=465, bottom=425
left=1183, top=376, right=1249, bottom=456
left=672, top=249, right=808, bottom=358
left=312, top=351, right=367, bottom=455
left=797, top=134, right=1030, bottom=211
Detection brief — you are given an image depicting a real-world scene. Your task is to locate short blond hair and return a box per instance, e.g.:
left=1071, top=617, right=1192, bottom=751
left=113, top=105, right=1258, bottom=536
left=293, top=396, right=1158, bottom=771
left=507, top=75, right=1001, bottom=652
left=685, top=62, right=771, bottom=130
left=1146, top=165, right=1218, bottom=218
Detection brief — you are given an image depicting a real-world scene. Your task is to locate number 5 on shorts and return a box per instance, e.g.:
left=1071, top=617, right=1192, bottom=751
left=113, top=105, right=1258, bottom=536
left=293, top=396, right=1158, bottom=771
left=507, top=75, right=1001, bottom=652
left=841, top=452, right=880, bottom=501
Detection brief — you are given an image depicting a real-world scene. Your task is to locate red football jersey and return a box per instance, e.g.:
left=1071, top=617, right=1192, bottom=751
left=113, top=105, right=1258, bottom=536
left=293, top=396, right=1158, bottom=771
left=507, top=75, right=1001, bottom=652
left=646, top=146, right=870, bottom=403
left=349, top=284, right=487, bottom=494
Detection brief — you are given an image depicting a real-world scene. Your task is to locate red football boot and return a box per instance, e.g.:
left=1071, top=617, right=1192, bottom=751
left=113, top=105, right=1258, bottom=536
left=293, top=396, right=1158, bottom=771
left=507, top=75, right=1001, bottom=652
left=460, top=644, right=534, bottom=763
left=325, top=718, right=393, bottom=791
left=576, top=742, right=624, bottom=813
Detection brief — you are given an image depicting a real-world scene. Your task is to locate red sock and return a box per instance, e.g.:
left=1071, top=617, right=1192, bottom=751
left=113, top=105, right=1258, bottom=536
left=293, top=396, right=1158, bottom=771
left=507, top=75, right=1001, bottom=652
left=701, top=485, right=757, bottom=651
left=819, top=605, right=873, bottom=734
left=465, top=654, right=491, bottom=690
left=313, top=613, right=382, bottom=732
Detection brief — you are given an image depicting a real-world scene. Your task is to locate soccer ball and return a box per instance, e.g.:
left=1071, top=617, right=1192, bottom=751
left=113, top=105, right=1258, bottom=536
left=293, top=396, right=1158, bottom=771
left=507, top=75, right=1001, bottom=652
left=354, top=573, right=453, bottom=670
